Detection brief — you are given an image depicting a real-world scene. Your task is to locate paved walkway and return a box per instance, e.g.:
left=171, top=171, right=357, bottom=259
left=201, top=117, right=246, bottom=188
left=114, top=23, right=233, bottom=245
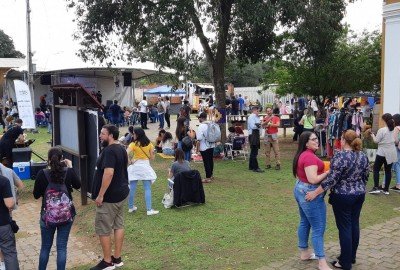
left=13, top=201, right=98, bottom=270
left=260, top=216, right=400, bottom=270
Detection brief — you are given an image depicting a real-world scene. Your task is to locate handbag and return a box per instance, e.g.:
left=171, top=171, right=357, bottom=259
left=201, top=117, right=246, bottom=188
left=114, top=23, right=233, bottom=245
left=162, top=188, right=174, bottom=209
left=10, top=218, right=19, bottom=233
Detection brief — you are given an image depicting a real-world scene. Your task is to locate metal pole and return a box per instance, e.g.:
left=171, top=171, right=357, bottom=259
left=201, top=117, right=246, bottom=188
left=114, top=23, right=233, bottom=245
left=26, top=0, right=34, bottom=107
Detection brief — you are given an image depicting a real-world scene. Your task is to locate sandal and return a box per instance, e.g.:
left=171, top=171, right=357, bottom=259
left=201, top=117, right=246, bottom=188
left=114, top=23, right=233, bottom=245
left=330, top=261, right=344, bottom=269
left=301, top=253, right=317, bottom=261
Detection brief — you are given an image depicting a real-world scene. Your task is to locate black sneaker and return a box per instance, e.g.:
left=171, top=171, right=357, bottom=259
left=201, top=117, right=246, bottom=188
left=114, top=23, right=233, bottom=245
left=368, top=187, right=381, bottom=194
left=390, top=186, right=400, bottom=192
left=90, top=259, right=115, bottom=270
left=112, top=256, right=124, bottom=267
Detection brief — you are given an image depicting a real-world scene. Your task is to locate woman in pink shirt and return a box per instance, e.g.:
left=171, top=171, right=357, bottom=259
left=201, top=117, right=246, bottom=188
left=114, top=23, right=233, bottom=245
left=293, top=131, right=331, bottom=270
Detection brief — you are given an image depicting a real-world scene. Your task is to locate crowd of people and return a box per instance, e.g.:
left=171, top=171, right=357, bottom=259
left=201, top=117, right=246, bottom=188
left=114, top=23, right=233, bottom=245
left=1, top=91, right=400, bottom=270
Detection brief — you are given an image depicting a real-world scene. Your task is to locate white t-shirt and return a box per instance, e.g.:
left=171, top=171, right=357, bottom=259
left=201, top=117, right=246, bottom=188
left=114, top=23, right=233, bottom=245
left=139, top=100, right=148, bottom=113
left=197, top=122, right=215, bottom=151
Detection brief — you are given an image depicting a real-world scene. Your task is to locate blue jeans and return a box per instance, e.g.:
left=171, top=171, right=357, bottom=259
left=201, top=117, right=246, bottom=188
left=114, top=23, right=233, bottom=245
left=177, top=141, right=191, bottom=161
left=158, top=113, right=165, bottom=128
left=128, top=180, right=152, bottom=211
left=39, top=220, right=73, bottom=270
left=330, top=193, right=365, bottom=270
left=162, top=148, right=174, bottom=156
left=393, top=148, right=400, bottom=185
left=293, top=180, right=327, bottom=258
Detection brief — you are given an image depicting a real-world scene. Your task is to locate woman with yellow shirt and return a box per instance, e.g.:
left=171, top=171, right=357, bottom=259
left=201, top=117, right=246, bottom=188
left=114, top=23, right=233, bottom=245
left=127, top=127, right=159, bottom=216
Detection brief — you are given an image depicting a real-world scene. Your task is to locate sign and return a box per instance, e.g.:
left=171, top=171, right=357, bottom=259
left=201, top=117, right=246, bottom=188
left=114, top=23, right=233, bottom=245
left=13, top=80, right=36, bottom=129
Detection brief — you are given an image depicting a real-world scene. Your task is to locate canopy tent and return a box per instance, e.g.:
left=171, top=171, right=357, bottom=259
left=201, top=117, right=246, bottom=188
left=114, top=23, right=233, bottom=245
left=4, top=52, right=176, bottom=107
left=144, top=85, right=186, bottom=96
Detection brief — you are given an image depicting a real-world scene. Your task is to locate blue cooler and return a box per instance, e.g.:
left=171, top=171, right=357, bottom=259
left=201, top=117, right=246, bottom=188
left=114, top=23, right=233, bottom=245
left=13, top=162, right=31, bottom=180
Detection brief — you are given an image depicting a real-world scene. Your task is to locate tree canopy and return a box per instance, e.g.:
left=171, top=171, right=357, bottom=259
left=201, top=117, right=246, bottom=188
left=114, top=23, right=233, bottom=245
left=0, top=29, right=25, bottom=58
left=264, top=30, right=381, bottom=98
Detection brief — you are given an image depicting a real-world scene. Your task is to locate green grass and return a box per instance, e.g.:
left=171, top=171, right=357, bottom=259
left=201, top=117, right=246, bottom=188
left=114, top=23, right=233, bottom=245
left=25, top=131, right=400, bottom=270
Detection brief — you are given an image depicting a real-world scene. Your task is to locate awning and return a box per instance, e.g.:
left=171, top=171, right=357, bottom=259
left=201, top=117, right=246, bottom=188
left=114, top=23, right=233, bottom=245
left=144, top=85, right=186, bottom=95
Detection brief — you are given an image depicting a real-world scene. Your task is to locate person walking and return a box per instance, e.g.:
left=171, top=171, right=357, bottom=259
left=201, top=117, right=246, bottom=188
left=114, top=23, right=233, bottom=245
left=156, top=97, right=165, bottom=129
left=91, top=124, right=130, bottom=270
left=33, top=147, right=81, bottom=270
left=109, top=100, right=122, bottom=127
left=0, top=175, right=19, bottom=270
left=248, top=106, right=264, bottom=173
left=164, top=96, right=171, bottom=129
left=262, top=107, right=281, bottom=170
left=196, top=112, right=215, bottom=183
left=292, top=131, right=331, bottom=270
left=126, top=127, right=159, bottom=216
left=306, top=130, right=369, bottom=270
left=139, top=96, right=148, bottom=129
left=367, top=113, right=397, bottom=195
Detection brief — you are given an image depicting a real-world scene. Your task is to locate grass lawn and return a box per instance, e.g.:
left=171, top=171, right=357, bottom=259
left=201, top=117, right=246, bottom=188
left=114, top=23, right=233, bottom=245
left=23, top=127, right=400, bottom=270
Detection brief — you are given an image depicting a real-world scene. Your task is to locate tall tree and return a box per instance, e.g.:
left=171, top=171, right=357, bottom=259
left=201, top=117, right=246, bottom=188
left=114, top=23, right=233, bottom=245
left=0, top=29, right=25, bottom=58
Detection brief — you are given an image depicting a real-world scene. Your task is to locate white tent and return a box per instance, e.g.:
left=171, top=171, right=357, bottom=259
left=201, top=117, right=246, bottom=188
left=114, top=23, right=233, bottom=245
left=5, top=52, right=175, bottom=108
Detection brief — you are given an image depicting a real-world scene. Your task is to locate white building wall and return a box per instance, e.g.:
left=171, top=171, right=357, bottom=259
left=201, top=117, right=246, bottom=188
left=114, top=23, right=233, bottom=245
left=383, top=2, right=400, bottom=115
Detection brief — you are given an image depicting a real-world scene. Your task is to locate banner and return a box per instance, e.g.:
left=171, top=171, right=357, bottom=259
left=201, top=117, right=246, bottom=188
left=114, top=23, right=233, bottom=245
left=13, top=80, right=36, bottom=129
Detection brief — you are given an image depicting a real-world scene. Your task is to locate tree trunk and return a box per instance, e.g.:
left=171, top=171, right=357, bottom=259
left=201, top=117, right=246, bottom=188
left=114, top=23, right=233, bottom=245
left=212, top=59, right=227, bottom=142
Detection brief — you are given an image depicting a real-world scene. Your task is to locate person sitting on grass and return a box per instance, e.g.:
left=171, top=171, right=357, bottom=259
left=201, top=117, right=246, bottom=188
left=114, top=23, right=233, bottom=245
left=160, top=132, right=174, bottom=156
left=155, top=129, right=166, bottom=153
left=167, top=149, right=191, bottom=188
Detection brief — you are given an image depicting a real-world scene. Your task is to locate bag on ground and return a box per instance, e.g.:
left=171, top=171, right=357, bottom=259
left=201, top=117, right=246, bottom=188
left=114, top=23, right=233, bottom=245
left=162, top=189, right=174, bottom=208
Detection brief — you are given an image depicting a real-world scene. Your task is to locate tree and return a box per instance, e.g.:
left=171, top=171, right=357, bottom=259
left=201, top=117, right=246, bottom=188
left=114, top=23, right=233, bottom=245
left=0, top=30, right=25, bottom=58
left=264, top=30, right=381, bottom=99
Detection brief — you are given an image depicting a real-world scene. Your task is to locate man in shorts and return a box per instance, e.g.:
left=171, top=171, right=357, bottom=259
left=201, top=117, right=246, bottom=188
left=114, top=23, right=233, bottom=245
left=91, top=124, right=129, bottom=270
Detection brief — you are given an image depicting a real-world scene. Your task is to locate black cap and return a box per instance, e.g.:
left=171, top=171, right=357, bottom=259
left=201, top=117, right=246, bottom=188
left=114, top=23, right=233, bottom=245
left=198, top=112, right=207, bottom=119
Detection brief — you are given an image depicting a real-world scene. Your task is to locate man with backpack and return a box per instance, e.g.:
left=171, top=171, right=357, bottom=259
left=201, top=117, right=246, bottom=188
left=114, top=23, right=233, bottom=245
left=91, top=124, right=129, bottom=270
left=196, top=112, right=221, bottom=183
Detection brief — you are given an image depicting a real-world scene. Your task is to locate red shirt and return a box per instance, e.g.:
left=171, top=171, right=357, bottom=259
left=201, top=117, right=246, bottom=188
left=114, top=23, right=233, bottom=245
left=263, top=115, right=280, bottom=134
left=296, top=149, right=324, bottom=183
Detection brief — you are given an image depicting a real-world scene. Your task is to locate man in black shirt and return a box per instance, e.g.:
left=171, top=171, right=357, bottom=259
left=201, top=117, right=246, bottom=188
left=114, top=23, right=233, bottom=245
left=0, top=119, right=24, bottom=168
left=109, top=100, right=122, bottom=127
left=91, top=124, right=129, bottom=270
left=231, top=95, right=239, bottom=115
left=0, top=175, right=20, bottom=270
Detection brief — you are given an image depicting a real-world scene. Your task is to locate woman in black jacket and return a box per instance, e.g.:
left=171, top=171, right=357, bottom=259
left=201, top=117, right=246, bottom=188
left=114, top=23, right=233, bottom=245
left=33, top=147, right=81, bottom=270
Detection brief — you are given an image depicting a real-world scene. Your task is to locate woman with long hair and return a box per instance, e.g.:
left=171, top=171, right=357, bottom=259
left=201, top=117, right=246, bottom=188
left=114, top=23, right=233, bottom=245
left=175, top=116, right=191, bottom=161
left=306, top=130, right=369, bottom=270
left=127, top=127, right=159, bottom=216
left=160, top=132, right=174, bottom=156
left=391, top=114, right=400, bottom=192
left=368, top=113, right=397, bottom=194
left=33, top=147, right=81, bottom=270
left=299, top=107, right=316, bottom=133
left=292, top=131, right=331, bottom=270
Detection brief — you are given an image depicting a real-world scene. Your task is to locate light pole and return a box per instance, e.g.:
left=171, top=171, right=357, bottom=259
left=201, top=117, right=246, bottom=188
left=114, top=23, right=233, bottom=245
left=26, top=0, right=34, bottom=105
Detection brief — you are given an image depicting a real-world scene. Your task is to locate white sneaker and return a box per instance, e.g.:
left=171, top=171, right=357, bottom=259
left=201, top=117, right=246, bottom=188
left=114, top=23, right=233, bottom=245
left=128, top=206, right=138, bottom=213
left=0, top=261, right=5, bottom=270
left=147, top=209, right=159, bottom=216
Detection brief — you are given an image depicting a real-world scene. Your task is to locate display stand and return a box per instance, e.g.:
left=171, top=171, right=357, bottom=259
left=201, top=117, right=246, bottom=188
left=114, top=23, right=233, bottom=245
left=51, top=84, right=103, bottom=205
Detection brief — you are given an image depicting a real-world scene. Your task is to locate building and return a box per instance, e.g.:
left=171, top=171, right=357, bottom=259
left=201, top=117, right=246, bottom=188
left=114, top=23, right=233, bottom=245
left=381, top=0, right=400, bottom=116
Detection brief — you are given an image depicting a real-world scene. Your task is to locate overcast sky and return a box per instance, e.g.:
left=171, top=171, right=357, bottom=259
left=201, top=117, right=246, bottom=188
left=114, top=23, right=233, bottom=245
left=0, top=0, right=383, bottom=63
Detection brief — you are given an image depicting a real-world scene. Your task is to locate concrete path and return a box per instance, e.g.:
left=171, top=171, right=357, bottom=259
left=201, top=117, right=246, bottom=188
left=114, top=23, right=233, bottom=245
left=13, top=201, right=98, bottom=270
left=260, top=216, right=400, bottom=270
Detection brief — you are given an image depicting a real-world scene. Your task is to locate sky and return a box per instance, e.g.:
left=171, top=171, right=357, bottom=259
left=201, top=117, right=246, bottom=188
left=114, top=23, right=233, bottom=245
left=0, top=0, right=383, bottom=64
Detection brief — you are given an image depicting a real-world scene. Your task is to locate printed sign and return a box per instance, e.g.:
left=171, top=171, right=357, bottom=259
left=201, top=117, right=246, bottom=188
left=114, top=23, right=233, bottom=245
left=13, top=80, right=36, bottom=129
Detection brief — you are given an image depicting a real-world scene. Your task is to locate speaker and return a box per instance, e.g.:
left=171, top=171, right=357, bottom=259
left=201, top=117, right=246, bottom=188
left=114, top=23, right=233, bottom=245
left=40, top=74, right=51, bottom=85
left=123, top=72, right=132, bottom=86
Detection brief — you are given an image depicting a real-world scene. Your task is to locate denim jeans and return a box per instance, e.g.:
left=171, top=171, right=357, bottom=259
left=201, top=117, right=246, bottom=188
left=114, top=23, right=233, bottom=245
left=393, top=148, right=400, bottom=185
left=0, top=224, right=20, bottom=270
left=293, top=180, right=327, bottom=258
left=158, top=113, right=165, bottom=128
left=128, top=180, right=152, bottom=211
left=330, top=193, right=365, bottom=270
left=162, top=148, right=174, bottom=156
left=39, top=220, right=73, bottom=270
left=177, top=141, right=191, bottom=161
